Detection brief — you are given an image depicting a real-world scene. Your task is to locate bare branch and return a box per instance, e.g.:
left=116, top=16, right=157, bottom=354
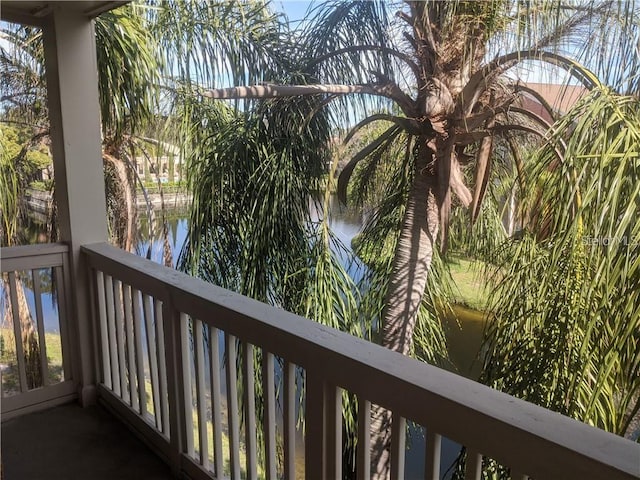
left=203, top=83, right=418, bottom=117
left=513, top=84, right=557, bottom=123
left=337, top=125, right=402, bottom=204
left=470, top=117, right=495, bottom=224
left=369, top=71, right=417, bottom=115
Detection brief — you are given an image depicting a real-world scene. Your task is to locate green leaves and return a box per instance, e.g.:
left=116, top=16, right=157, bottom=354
left=0, top=130, right=21, bottom=245
left=95, top=6, right=160, bottom=138
left=147, top=0, right=290, bottom=90
left=482, top=88, right=640, bottom=437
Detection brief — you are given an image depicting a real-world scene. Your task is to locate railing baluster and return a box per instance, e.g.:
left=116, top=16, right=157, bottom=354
left=105, top=274, right=120, bottom=395
left=132, top=289, right=147, bottom=417
left=390, top=414, right=406, bottom=480
left=88, top=265, right=101, bottom=386
left=8, top=272, right=28, bottom=392
left=180, top=313, right=195, bottom=458
left=357, top=398, right=371, bottom=480
left=123, top=284, right=138, bottom=410
left=53, top=264, right=72, bottom=380
left=225, top=333, right=241, bottom=479
left=305, top=371, right=326, bottom=480
left=95, top=270, right=111, bottom=388
left=283, top=361, right=296, bottom=480
left=194, top=318, right=209, bottom=470
left=262, top=351, right=277, bottom=480
left=162, top=301, right=186, bottom=477
left=209, top=326, right=224, bottom=477
left=424, top=431, right=441, bottom=480
left=465, top=449, right=483, bottom=480
left=31, top=269, right=49, bottom=387
left=326, top=384, right=342, bottom=479
left=243, top=343, right=258, bottom=480
left=143, top=294, right=161, bottom=429
left=113, top=280, right=128, bottom=401
left=155, top=299, right=169, bottom=436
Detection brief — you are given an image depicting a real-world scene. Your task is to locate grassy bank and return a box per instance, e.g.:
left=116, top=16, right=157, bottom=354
left=447, top=255, right=490, bottom=311
left=0, top=327, right=65, bottom=391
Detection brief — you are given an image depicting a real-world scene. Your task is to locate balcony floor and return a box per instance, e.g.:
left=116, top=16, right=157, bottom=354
left=2, top=403, right=174, bottom=480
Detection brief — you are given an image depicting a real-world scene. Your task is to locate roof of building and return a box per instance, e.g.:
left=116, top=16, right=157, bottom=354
left=524, top=82, right=588, bottom=113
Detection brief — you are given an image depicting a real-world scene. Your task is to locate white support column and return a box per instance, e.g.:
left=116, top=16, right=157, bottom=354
left=42, top=7, right=108, bottom=406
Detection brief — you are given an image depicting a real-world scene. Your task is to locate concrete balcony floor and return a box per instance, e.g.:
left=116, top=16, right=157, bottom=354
left=2, top=403, right=174, bottom=480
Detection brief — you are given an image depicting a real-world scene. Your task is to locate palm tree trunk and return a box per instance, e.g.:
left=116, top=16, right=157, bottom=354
left=381, top=163, right=439, bottom=355
left=2, top=273, right=42, bottom=390
left=371, top=141, right=439, bottom=479
left=103, top=153, right=136, bottom=251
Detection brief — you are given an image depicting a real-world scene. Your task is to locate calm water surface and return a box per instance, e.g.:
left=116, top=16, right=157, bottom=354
left=14, top=197, right=484, bottom=479
left=138, top=197, right=485, bottom=479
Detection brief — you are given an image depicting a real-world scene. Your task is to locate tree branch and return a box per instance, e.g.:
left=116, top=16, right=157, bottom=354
left=344, top=113, right=423, bottom=144
left=202, top=83, right=416, bottom=115
left=337, top=125, right=402, bottom=204
left=457, top=50, right=599, bottom=117
left=369, top=71, right=417, bottom=115
left=512, top=84, right=557, bottom=122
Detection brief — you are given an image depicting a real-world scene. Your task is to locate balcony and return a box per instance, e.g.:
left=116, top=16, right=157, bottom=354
left=1, top=242, right=638, bottom=479
left=1, top=3, right=639, bottom=479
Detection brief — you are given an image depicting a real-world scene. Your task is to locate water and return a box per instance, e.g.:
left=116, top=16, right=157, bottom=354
left=14, top=196, right=485, bottom=478
left=138, top=197, right=485, bottom=479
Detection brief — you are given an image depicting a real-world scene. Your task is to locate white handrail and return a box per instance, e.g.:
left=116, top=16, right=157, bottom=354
left=0, top=243, right=69, bottom=261
left=82, top=242, right=640, bottom=480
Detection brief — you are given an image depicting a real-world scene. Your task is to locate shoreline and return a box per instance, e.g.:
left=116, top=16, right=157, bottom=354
left=24, top=188, right=192, bottom=214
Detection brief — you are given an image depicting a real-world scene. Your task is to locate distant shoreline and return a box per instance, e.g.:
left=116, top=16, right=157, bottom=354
left=136, top=192, right=192, bottom=209
left=24, top=188, right=192, bottom=214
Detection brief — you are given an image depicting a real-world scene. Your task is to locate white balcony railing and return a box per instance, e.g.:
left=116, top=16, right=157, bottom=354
left=82, top=242, right=639, bottom=480
left=0, top=243, right=76, bottom=419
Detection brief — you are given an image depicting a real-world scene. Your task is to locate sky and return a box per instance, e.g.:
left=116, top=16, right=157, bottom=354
left=271, top=0, right=574, bottom=85
left=273, top=0, right=313, bottom=24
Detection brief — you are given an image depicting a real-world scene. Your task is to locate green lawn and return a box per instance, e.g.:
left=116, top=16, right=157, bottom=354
left=446, top=255, right=490, bottom=311
left=1, top=327, right=65, bottom=392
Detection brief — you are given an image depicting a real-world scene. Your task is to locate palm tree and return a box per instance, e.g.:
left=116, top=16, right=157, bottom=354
left=204, top=0, right=633, bottom=353
left=201, top=1, right=640, bottom=476
left=1, top=6, right=159, bottom=249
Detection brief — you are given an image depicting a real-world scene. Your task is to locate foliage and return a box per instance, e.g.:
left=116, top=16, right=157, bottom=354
left=0, top=129, right=21, bottom=245
left=482, top=87, right=640, bottom=438
left=95, top=5, right=160, bottom=138
left=0, top=125, right=48, bottom=245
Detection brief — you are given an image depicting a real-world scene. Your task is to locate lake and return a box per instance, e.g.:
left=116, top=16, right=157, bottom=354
left=136, top=196, right=485, bottom=479
left=11, top=196, right=485, bottom=478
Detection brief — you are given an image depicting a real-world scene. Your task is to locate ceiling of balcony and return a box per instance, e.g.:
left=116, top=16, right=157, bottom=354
left=1, top=1, right=129, bottom=26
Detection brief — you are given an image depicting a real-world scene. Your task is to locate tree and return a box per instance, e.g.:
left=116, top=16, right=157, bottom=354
left=1, top=7, right=159, bottom=249
left=482, top=86, right=640, bottom=440
left=202, top=1, right=640, bottom=477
